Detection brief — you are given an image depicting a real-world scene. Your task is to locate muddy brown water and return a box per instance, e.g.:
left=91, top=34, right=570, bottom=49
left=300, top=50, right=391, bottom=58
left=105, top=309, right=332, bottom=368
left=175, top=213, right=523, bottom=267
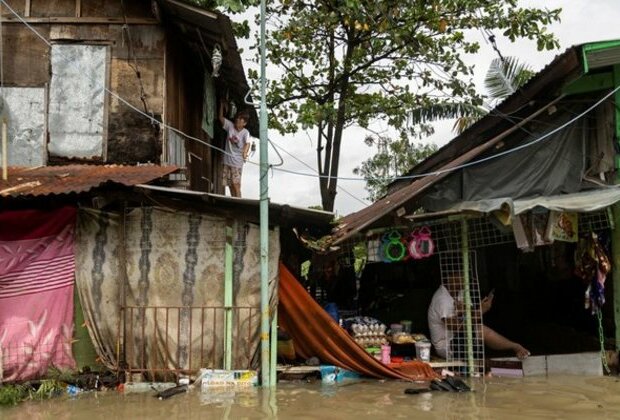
left=2, top=376, right=620, bottom=419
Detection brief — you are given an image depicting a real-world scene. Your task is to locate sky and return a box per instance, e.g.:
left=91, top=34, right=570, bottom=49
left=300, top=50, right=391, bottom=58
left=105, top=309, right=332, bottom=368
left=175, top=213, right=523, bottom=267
left=237, top=0, right=620, bottom=216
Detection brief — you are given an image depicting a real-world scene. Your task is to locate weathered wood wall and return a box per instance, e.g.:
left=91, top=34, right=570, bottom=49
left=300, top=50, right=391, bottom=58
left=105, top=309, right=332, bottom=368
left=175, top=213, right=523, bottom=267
left=1, top=0, right=165, bottom=164
left=166, top=30, right=220, bottom=193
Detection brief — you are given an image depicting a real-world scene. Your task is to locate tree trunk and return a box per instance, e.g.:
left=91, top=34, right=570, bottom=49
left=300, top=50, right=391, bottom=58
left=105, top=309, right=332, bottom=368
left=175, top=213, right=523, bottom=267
left=320, top=38, right=354, bottom=212
left=319, top=31, right=337, bottom=211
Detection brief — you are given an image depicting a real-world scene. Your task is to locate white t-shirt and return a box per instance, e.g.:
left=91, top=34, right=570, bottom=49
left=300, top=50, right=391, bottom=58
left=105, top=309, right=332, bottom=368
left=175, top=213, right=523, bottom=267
left=427, top=285, right=455, bottom=358
left=222, top=118, right=249, bottom=168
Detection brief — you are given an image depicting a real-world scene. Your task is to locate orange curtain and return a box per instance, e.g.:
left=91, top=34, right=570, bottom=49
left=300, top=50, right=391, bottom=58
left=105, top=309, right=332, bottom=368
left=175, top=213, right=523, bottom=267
left=278, top=263, right=436, bottom=381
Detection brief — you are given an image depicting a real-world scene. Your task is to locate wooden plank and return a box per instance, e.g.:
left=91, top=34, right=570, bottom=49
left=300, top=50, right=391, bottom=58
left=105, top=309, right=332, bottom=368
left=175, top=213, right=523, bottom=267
left=49, top=24, right=109, bottom=40
left=0, top=16, right=158, bottom=24
left=80, top=0, right=119, bottom=18
left=102, top=45, right=110, bottom=162
left=30, top=0, right=74, bottom=17
left=106, top=55, right=165, bottom=164
left=276, top=365, right=320, bottom=373
left=109, top=57, right=165, bottom=114
left=614, top=65, right=620, bottom=350
left=110, top=26, right=166, bottom=60
left=74, top=0, right=80, bottom=17
left=24, top=0, right=30, bottom=17
left=0, top=0, right=26, bottom=17
left=2, top=24, right=49, bottom=86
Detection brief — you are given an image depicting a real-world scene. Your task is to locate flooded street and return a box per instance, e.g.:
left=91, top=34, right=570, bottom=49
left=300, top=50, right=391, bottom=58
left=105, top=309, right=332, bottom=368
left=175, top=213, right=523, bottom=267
left=2, top=375, right=620, bottom=419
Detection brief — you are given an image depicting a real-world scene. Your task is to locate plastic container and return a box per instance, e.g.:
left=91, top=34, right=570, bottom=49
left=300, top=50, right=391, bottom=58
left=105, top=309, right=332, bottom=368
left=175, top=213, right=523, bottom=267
left=381, top=344, right=391, bottom=364
left=390, top=323, right=403, bottom=334
left=66, top=385, right=82, bottom=396
left=400, top=320, right=412, bottom=334
left=415, top=340, right=432, bottom=362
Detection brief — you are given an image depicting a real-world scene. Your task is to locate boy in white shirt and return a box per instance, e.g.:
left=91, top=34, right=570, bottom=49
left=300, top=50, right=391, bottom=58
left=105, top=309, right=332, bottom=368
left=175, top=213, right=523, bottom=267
left=218, top=102, right=251, bottom=197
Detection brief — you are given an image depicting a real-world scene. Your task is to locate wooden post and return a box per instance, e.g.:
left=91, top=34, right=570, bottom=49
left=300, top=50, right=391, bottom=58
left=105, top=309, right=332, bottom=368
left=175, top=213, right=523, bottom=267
left=2, top=118, right=7, bottom=181
left=461, top=218, right=475, bottom=376
left=224, top=221, right=234, bottom=370
left=612, top=64, right=620, bottom=351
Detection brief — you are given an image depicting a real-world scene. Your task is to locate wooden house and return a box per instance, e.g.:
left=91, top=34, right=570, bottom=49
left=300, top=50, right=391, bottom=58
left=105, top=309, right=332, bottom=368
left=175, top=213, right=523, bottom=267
left=0, top=0, right=256, bottom=193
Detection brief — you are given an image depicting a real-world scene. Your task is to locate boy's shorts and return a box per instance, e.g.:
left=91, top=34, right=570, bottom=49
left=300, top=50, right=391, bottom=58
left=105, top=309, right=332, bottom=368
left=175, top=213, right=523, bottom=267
left=222, top=164, right=242, bottom=186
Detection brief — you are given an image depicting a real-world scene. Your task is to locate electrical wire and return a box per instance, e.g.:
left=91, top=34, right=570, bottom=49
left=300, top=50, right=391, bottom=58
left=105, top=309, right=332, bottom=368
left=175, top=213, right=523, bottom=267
left=0, top=1, right=243, bottom=161
left=255, top=86, right=620, bottom=182
left=2, top=0, right=618, bottom=186
left=267, top=138, right=369, bottom=206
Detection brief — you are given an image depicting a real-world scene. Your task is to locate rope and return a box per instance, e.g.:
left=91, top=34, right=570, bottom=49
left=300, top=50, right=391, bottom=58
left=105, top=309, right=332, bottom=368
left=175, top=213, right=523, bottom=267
left=597, top=310, right=611, bottom=374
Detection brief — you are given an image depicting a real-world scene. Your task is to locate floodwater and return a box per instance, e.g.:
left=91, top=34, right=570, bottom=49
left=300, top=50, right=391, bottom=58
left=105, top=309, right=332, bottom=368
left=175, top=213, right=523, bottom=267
left=2, top=375, right=620, bottom=419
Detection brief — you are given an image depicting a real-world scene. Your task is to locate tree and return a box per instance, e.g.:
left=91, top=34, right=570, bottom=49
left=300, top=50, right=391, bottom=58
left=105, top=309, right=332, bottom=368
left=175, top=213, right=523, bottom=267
left=255, top=1, right=561, bottom=211
left=187, top=0, right=258, bottom=37
left=188, top=0, right=256, bottom=12
left=353, top=136, right=437, bottom=201
left=455, top=56, right=536, bottom=133
left=355, top=56, right=533, bottom=200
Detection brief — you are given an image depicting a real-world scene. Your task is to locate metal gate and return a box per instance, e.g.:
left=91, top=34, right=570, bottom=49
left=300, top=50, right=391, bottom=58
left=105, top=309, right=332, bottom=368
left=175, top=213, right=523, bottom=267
left=119, top=305, right=259, bottom=379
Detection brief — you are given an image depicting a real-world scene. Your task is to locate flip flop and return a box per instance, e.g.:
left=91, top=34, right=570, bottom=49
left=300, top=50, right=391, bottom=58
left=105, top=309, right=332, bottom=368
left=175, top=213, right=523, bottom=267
left=430, top=379, right=454, bottom=392
left=444, top=376, right=471, bottom=392
left=404, top=387, right=432, bottom=395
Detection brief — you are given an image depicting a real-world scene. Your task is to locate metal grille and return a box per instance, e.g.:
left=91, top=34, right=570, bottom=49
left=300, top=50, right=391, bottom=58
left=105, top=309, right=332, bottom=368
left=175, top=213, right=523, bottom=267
left=467, top=217, right=515, bottom=248
left=439, top=250, right=485, bottom=377
left=579, top=209, right=612, bottom=232
left=120, top=306, right=258, bottom=380
left=166, top=128, right=187, bottom=181
left=426, top=220, right=462, bottom=253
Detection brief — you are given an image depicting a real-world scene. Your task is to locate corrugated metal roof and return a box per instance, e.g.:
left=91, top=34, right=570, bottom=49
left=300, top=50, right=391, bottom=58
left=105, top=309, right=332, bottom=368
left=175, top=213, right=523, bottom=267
left=0, top=165, right=178, bottom=198
left=388, top=44, right=583, bottom=194
left=135, top=184, right=335, bottom=227
left=331, top=40, right=620, bottom=246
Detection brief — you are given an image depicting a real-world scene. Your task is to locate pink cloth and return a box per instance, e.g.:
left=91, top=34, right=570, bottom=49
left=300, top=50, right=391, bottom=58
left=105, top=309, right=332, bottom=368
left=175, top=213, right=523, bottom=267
left=0, top=207, right=77, bottom=381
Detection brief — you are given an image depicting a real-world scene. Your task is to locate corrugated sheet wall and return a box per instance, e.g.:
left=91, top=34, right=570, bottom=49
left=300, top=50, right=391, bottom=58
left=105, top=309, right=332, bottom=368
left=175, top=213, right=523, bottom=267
left=48, top=44, right=107, bottom=159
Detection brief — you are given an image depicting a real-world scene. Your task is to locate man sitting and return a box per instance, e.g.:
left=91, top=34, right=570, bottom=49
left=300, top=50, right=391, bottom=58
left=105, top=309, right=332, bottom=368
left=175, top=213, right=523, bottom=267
left=428, top=278, right=530, bottom=360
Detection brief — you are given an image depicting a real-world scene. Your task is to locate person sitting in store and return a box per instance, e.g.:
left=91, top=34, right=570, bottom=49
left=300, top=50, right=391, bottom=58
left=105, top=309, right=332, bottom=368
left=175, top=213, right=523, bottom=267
left=428, top=276, right=530, bottom=360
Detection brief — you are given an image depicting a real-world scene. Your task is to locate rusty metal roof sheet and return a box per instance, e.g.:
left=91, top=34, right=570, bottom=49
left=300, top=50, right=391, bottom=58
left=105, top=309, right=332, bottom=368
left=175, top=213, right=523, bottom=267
left=135, top=184, right=335, bottom=227
left=389, top=45, right=583, bottom=194
left=331, top=41, right=616, bottom=246
left=0, top=165, right=178, bottom=198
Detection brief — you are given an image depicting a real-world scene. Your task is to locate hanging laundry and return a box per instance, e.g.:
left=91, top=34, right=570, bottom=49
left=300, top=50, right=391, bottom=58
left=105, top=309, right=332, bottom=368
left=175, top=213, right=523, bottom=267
left=574, top=231, right=611, bottom=313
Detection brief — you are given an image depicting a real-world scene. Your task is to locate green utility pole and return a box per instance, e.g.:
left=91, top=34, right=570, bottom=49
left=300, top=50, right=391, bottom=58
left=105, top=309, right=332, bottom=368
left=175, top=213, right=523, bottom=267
left=259, top=0, right=271, bottom=387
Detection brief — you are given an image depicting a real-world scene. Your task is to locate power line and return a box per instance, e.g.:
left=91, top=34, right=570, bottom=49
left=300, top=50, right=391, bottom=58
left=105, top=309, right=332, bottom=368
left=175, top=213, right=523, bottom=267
left=267, top=138, right=369, bottom=206
left=266, top=87, right=620, bottom=182
left=2, top=1, right=616, bottom=186
left=0, top=0, right=241, bottom=162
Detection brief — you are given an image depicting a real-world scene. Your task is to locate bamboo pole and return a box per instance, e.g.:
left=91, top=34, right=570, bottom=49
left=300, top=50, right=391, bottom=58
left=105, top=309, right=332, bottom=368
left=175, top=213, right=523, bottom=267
left=461, top=218, right=475, bottom=375
left=270, top=306, right=277, bottom=386
left=613, top=64, right=620, bottom=351
left=224, top=222, right=234, bottom=370
left=2, top=118, right=7, bottom=181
